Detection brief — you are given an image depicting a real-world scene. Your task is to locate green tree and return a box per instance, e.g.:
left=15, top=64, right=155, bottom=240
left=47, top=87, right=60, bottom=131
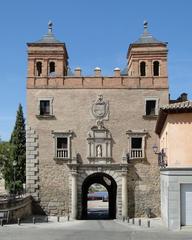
left=0, top=141, right=15, bottom=191
left=9, top=104, right=26, bottom=192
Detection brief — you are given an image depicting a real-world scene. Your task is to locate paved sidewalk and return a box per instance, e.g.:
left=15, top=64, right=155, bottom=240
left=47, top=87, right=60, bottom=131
left=1, top=218, right=192, bottom=240
left=116, top=217, right=166, bottom=232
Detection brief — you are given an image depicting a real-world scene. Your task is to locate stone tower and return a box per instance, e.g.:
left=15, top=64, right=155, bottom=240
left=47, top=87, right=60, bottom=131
left=27, top=21, right=68, bottom=88
left=26, top=21, right=168, bottom=219
left=127, top=21, right=168, bottom=86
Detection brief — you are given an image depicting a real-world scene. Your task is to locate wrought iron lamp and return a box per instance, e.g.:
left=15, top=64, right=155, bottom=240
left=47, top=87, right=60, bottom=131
left=152, top=144, right=167, bottom=168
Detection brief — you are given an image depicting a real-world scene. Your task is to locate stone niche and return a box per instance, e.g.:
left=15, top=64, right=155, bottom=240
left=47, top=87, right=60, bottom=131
left=87, top=124, right=112, bottom=164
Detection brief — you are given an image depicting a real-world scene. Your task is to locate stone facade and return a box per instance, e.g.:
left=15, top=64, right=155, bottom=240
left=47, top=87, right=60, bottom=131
left=26, top=22, right=169, bottom=218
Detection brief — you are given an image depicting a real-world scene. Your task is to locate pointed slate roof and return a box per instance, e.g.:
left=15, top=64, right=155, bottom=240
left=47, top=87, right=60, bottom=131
left=133, top=21, right=166, bottom=45
left=127, top=21, right=167, bottom=58
left=34, top=21, right=61, bottom=44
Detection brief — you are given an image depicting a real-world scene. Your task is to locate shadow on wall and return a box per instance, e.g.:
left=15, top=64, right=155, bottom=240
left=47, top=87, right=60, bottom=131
left=127, top=160, right=158, bottom=218
left=31, top=199, right=47, bottom=215
left=128, top=163, right=140, bottom=218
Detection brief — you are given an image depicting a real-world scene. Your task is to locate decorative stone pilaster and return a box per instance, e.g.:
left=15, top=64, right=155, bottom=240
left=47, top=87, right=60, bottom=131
left=71, top=171, right=78, bottom=219
left=121, top=171, right=128, bottom=218
left=26, top=126, right=39, bottom=201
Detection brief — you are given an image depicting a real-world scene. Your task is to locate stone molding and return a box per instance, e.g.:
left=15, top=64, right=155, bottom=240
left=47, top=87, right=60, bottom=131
left=87, top=123, right=112, bottom=164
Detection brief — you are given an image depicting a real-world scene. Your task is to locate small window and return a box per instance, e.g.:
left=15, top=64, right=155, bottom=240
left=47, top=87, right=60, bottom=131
left=37, top=97, right=53, bottom=118
left=40, top=100, right=50, bottom=115
left=49, top=62, right=55, bottom=74
left=153, top=61, right=160, bottom=76
left=36, top=61, right=42, bottom=76
left=140, top=61, right=146, bottom=76
left=146, top=100, right=156, bottom=116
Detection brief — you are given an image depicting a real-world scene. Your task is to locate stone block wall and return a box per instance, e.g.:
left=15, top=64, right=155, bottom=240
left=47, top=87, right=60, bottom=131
left=26, top=127, right=39, bottom=201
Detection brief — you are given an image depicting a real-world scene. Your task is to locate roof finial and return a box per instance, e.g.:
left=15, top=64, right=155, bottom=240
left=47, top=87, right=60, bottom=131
left=48, top=20, right=53, bottom=33
left=143, top=20, right=148, bottom=33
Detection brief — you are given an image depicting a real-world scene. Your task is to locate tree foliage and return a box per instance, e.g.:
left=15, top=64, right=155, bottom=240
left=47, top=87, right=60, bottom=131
left=0, top=104, right=26, bottom=192
left=0, top=142, right=15, bottom=191
left=10, top=104, right=26, bottom=191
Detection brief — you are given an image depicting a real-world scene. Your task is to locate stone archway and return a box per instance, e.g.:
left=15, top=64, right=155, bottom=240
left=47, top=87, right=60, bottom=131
left=81, top=172, right=117, bottom=219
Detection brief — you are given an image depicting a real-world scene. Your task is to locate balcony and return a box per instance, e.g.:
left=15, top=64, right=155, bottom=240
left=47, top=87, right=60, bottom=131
left=56, top=149, right=68, bottom=159
left=130, top=149, right=143, bottom=159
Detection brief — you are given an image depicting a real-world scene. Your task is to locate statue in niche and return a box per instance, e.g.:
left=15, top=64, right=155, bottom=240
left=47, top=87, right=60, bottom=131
left=96, top=144, right=102, bottom=157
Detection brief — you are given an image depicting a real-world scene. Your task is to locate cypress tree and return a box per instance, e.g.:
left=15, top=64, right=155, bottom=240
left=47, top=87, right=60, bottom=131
left=10, top=104, right=26, bottom=191
left=0, top=141, right=14, bottom=191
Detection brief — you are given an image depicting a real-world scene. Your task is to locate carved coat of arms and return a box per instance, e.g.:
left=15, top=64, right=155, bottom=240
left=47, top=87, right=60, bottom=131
left=92, top=95, right=109, bottom=120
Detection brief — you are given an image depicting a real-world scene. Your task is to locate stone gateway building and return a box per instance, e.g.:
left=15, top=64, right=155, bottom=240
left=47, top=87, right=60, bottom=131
left=26, top=21, right=169, bottom=219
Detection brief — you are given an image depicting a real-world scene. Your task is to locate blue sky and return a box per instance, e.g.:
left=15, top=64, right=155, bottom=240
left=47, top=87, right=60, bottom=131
left=0, top=0, right=192, bottom=140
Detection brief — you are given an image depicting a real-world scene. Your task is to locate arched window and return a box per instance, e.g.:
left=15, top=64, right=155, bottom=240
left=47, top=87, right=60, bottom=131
left=36, top=61, right=42, bottom=76
left=140, top=61, right=146, bottom=76
left=153, top=61, right=160, bottom=76
left=49, top=61, right=55, bottom=74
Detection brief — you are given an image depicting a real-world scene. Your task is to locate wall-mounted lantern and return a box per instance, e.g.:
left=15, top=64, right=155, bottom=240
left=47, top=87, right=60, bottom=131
left=152, top=144, right=167, bottom=168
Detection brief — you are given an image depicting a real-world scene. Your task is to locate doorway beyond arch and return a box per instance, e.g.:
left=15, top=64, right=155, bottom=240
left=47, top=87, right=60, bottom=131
left=81, top=172, right=117, bottom=219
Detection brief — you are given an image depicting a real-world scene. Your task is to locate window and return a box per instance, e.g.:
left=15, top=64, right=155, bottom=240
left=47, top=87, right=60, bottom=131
left=131, top=137, right=143, bottom=158
left=140, top=61, right=146, bottom=76
left=131, top=137, right=142, bottom=149
left=40, top=100, right=50, bottom=115
left=49, top=61, right=55, bottom=75
left=146, top=100, right=156, bottom=115
left=52, top=131, right=73, bottom=160
left=126, top=130, right=147, bottom=159
left=36, top=61, right=42, bottom=76
left=153, top=61, right=160, bottom=76
left=57, top=137, right=68, bottom=158
left=144, top=97, right=159, bottom=116
left=37, top=97, right=54, bottom=117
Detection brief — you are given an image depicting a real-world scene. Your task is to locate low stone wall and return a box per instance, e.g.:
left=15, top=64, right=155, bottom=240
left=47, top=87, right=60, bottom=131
left=0, top=195, right=32, bottom=222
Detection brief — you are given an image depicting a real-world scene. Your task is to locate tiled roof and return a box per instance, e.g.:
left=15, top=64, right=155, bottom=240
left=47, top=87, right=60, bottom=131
left=155, top=101, right=192, bottom=135
left=161, top=101, right=192, bottom=111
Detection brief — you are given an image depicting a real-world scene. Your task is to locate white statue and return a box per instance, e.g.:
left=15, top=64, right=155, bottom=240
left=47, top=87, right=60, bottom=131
left=96, top=145, right=102, bottom=157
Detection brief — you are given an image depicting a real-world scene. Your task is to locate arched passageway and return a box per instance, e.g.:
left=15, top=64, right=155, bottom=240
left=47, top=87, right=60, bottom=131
left=81, top=172, right=117, bottom=219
